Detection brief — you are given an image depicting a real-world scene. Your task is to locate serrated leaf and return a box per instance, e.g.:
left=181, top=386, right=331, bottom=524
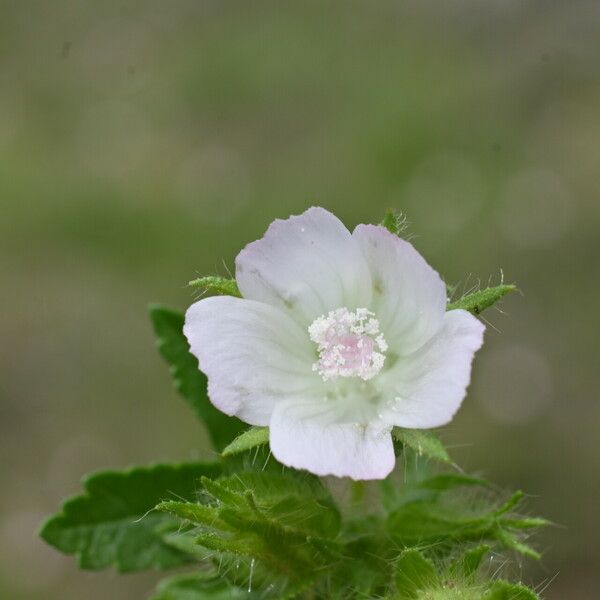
left=39, top=462, right=220, bottom=572
left=221, top=427, right=269, bottom=457
left=447, top=284, right=517, bottom=315
left=393, top=428, right=451, bottom=464
left=151, top=573, right=257, bottom=600
left=395, top=549, right=438, bottom=598
left=149, top=305, right=245, bottom=450
left=188, top=276, right=241, bottom=297
left=483, top=581, right=539, bottom=600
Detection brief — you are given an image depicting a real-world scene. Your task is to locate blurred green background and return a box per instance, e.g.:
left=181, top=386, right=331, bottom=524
left=1, top=1, right=599, bottom=598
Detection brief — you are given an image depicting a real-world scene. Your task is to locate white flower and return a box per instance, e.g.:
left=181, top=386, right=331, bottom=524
left=184, top=207, right=485, bottom=480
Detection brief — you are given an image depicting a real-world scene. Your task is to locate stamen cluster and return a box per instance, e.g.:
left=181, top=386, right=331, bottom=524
left=308, top=307, right=388, bottom=381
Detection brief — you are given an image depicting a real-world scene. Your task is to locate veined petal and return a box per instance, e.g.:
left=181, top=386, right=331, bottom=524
left=184, top=296, right=318, bottom=426
left=236, top=207, right=372, bottom=326
left=353, top=224, right=447, bottom=355
left=269, top=400, right=395, bottom=480
left=379, top=309, right=485, bottom=428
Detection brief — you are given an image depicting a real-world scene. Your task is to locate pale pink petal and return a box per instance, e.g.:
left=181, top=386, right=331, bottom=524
left=184, top=296, right=319, bottom=426
left=379, top=309, right=485, bottom=428
left=353, top=224, right=447, bottom=355
left=269, top=400, right=395, bottom=480
left=236, top=207, right=372, bottom=326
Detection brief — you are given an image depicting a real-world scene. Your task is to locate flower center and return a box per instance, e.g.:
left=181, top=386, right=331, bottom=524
left=308, top=308, right=388, bottom=381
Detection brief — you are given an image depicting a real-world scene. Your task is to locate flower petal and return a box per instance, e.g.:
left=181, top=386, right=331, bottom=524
left=269, top=400, right=395, bottom=480
left=380, top=309, right=485, bottom=428
left=353, top=224, right=447, bottom=355
left=236, top=207, right=372, bottom=326
left=184, top=296, right=318, bottom=426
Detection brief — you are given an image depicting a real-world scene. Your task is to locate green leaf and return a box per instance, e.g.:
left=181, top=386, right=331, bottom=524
left=381, top=473, right=488, bottom=514
left=151, top=573, right=257, bottom=600
left=392, top=428, right=451, bottom=464
left=162, top=529, right=212, bottom=560
left=494, top=491, right=525, bottom=517
left=39, top=462, right=220, bottom=572
left=388, top=502, right=491, bottom=548
left=149, top=304, right=245, bottom=450
left=195, top=531, right=258, bottom=557
left=494, top=529, right=541, bottom=560
left=500, top=517, right=551, bottom=530
left=188, top=276, right=241, bottom=298
left=156, top=501, right=229, bottom=531
left=395, top=549, right=438, bottom=598
left=450, top=544, right=491, bottom=579
left=201, top=476, right=249, bottom=510
left=205, top=471, right=341, bottom=539
left=160, top=470, right=341, bottom=589
left=483, top=581, right=539, bottom=600
left=221, top=426, right=269, bottom=457
left=387, top=487, right=543, bottom=560
left=415, top=473, right=490, bottom=491
left=216, top=553, right=316, bottom=599
left=447, top=284, right=517, bottom=315
left=380, top=208, right=409, bottom=237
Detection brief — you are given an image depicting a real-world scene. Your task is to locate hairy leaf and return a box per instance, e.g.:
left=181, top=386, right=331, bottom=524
left=393, top=428, right=451, bottom=464
left=395, top=549, right=438, bottom=598
left=162, top=471, right=341, bottom=541
left=381, top=472, right=489, bottom=514
left=450, top=544, right=491, bottom=579
left=221, top=427, right=269, bottom=457
left=447, top=284, right=517, bottom=315
left=149, top=304, right=245, bottom=450
left=216, top=471, right=341, bottom=538
left=162, top=529, right=212, bottom=560
left=483, top=581, right=539, bottom=600
left=39, top=462, right=220, bottom=572
left=380, top=208, right=409, bottom=237
left=494, top=529, right=541, bottom=560
left=151, top=573, right=257, bottom=600
left=388, top=503, right=491, bottom=547
left=415, top=473, right=489, bottom=491
left=501, top=517, right=551, bottom=530
left=156, top=501, right=229, bottom=531
left=159, top=470, right=341, bottom=590
left=217, top=553, right=317, bottom=600
left=387, top=488, right=542, bottom=559
left=188, top=276, right=241, bottom=298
